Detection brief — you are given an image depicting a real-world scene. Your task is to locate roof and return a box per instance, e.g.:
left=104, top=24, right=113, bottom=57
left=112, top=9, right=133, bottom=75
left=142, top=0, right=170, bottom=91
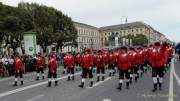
left=99, top=21, right=151, bottom=32
left=74, top=22, right=98, bottom=30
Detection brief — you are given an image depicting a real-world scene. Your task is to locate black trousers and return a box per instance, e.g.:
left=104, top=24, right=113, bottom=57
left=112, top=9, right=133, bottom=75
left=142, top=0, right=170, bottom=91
left=67, top=68, right=74, bottom=74
left=36, top=68, right=44, bottom=74
left=119, top=69, right=130, bottom=80
left=82, top=68, right=93, bottom=79
left=48, top=72, right=57, bottom=78
left=97, top=67, right=105, bottom=74
left=152, top=67, right=164, bottom=77
left=15, top=71, right=23, bottom=78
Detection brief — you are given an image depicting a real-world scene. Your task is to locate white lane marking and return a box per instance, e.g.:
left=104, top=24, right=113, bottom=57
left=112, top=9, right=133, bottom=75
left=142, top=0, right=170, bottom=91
left=0, top=72, right=81, bottom=98
left=169, top=58, right=174, bottom=101
left=87, top=77, right=112, bottom=88
left=173, top=57, right=180, bottom=86
left=26, top=94, right=44, bottom=101
left=102, top=98, right=112, bottom=101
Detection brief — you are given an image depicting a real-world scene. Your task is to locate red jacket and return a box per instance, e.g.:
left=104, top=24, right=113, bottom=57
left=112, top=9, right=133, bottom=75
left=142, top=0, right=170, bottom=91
left=102, top=53, right=108, bottom=65
left=63, top=55, right=75, bottom=68
left=93, top=54, right=98, bottom=65
left=150, top=47, right=165, bottom=68
left=49, top=57, right=57, bottom=73
left=81, top=54, right=92, bottom=69
left=117, top=52, right=130, bottom=70
left=129, top=51, right=138, bottom=68
left=36, top=56, right=44, bottom=68
left=15, top=57, right=24, bottom=72
left=109, top=52, right=116, bottom=65
left=75, top=54, right=82, bottom=64
left=97, top=55, right=105, bottom=68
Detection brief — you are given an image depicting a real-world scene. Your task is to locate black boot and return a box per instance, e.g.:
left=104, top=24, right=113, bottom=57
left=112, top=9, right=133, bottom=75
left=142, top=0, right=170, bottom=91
left=135, top=76, right=138, bottom=83
left=21, top=81, right=23, bottom=85
left=36, top=76, right=39, bottom=80
left=13, top=81, right=17, bottom=86
left=126, top=82, right=129, bottom=89
left=48, top=81, right=51, bottom=87
left=117, top=83, right=122, bottom=90
left=159, top=83, right=162, bottom=90
left=55, top=81, right=58, bottom=86
left=90, top=81, right=93, bottom=87
left=42, top=76, right=45, bottom=80
left=67, top=76, right=70, bottom=81
left=130, top=77, right=132, bottom=84
left=109, top=72, right=112, bottom=77
left=113, top=72, right=115, bottom=76
left=102, top=76, right=105, bottom=81
left=78, top=82, right=84, bottom=88
left=152, top=83, right=157, bottom=92
left=97, top=76, right=100, bottom=82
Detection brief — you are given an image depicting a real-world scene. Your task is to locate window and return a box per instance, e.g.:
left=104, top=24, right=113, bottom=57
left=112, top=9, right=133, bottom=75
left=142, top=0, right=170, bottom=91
left=105, top=33, right=107, bottom=36
left=132, top=29, right=134, bottom=32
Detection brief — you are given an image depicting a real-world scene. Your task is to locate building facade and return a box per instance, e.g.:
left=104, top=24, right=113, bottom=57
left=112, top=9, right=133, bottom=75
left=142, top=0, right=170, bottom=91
left=74, top=22, right=101, bottom=51
left=99, top=21, right=165, bottom=48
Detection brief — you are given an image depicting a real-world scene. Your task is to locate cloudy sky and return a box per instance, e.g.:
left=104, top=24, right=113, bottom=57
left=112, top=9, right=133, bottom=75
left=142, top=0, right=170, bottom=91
left=1, top=0, right=180, bottom=42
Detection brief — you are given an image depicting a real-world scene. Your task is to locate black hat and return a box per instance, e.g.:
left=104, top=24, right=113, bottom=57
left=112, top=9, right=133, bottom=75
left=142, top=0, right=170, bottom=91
left=121, top=46, right=127, bottom=51
left=98, top=50, right=102, bottom=53
left=155, top=42, right=161, bottom=46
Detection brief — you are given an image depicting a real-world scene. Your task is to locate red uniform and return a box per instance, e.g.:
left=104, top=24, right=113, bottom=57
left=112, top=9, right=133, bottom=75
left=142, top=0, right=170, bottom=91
left=81, top=54, right=92, bottom=69
left=117, top=52, right=130, bottom=70
left=15, top=57, right=24, bottom=73
left=109, top=52, right=116, bottom=66
left=49, top=57, right=58, bottom=73
left=150, top=47, right=165, bottom=68
left=63, top=55, right=75, bottom=68
left=97, top=55, right=105, bottom=68
left=93, top=54, right=98, bottom=66
left=36, top=56, right=44, bottom=68
left=102, top=52, right=108, bottom=65
left=75, top=54, right=82, bottom=65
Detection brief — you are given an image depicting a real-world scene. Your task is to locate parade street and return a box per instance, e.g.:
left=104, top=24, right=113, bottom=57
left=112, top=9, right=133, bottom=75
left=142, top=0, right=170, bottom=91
left=0, top=58, right=179, bottom=101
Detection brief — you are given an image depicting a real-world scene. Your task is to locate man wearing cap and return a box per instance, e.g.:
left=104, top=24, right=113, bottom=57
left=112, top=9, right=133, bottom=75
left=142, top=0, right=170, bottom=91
left=36, top=53, right=45, bottom=80
left=64, top=52, right=75, bottom=81
left=14, top=55, right=24, bottom=86
left=79, top=49, right=93, bottom=88
left=117, top=47, right=131, bottom=90
left=48, top=55, right=58, bottom=87
left=149, top=42, right=166, bottom=92
left=108, top=50, right=116, bottom=76
left=96, top=50, right=106, bottom=81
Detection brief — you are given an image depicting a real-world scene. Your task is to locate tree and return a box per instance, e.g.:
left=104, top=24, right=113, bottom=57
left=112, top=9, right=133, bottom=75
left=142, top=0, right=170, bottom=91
left=18, top=2, right=77, bottom=53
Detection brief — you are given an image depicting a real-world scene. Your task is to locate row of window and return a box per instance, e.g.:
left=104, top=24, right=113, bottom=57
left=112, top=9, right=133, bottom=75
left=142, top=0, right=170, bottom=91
left=77, top=37, right=99, bottom=44
left=104, top=28, right=145, bottom=36
left=77, top=28, right=99, bottom=37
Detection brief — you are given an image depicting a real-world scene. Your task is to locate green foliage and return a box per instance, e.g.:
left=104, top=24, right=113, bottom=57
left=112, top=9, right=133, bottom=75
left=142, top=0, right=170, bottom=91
left=0, top=2, right=77, bottom=53
left=125, top=34, right=148, bottom=46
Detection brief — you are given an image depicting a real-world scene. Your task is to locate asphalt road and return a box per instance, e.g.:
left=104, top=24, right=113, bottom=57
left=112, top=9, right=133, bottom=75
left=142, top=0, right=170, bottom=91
left=0, top=59, right=180, bottom=101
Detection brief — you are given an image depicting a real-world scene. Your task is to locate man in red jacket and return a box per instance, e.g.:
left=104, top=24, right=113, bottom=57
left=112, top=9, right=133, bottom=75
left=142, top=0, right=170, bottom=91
left=64, top=52, right=75, bottom=81
left=96, top=50, right=105, bottom=82
left=48, top=55, right=58, bottom=87
left=79, top=49, right=93, bottom=88
left=108, top=50, right=116, bottom=76
left=14, top=54, right=24, bottom=86
left=129, top=47, right=138, bottom=83
left=117, top=47, right=130, bottom=90
left=93, top=51, right=98, bottom=73
left=150, top=42, right=165, bottom=92
left=75, top=52, right=82, bottom=71
left=36, top=53, right=45, bottom=80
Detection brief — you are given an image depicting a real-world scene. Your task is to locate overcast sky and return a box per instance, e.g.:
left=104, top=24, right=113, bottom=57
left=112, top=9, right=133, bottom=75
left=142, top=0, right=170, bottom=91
left=1, top=0, right=180, bottom=42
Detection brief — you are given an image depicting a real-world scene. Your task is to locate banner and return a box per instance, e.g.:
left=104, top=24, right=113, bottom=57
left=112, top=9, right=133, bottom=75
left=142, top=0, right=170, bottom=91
left=23, top=32, right=37, bottom=55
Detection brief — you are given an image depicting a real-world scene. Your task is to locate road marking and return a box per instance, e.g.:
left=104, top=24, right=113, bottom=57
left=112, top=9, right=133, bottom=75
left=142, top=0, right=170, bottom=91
left=169, top=58, right=174, bottom=101
left=26, top=94, right=44, bottom=101
left=0, top=72, right=81, bottom=98
left=87, top=77, right=112, bottom=88
left=173, top=59, right=180, bottom=86
left=102, top=98, right=112, bottom=101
